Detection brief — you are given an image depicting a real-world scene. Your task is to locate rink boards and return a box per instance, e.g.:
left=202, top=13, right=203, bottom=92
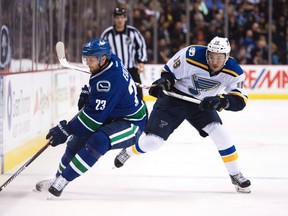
left=0, top=64, right=287, bottom=174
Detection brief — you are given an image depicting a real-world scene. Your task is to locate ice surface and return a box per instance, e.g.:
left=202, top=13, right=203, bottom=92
left=1, top=100, right=287, bottom=216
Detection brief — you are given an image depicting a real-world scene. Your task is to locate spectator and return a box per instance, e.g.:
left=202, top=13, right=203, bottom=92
left=251, top=35, right=269, bottom=64
left=241, top=29, right=257, bottom=63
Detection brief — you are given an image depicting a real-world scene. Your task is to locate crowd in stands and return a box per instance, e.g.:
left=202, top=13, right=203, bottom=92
left=119, top=0, right=287, bottom=65
left=1, top=0, right=287, bottom=73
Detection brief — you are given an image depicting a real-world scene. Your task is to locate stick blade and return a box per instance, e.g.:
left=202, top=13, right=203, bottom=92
left=56, top=41, right=65, bottom=59
left=55, top=41, right=90, bottom=74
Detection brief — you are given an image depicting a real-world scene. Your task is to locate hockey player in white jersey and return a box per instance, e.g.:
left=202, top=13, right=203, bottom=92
left=35, top=38, right=147, bottom=197
left=114, top=36, right=251, bottom=193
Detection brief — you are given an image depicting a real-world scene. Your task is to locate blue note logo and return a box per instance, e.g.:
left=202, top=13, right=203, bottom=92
left=188, top=74, right=220, bottom=96
left=159, top=120, right=168, bottom=128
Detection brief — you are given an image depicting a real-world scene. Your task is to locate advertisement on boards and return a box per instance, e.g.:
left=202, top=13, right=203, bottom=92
left=141, top=64, right=288, bottom=99
left=2, top=73, right=53, bottom=153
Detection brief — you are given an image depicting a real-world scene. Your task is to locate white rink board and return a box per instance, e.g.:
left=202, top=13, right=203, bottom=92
left=1, top=69, right=90, bottom=153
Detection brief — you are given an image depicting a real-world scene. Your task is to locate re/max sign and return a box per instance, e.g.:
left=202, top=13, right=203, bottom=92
left=244, top=68, right=288, bottom=89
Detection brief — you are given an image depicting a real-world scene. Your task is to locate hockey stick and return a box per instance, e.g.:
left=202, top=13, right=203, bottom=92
left=163, top=90, right=201, bottom=104
left=56, top=41, right=90, bottom=74
left=0, top=109, right=83, bottom=192
left=0, top=140, right=50, bottom=192
left=135, top=83, right=201, bottom=104
left=55, top=41, right=200, bottom=105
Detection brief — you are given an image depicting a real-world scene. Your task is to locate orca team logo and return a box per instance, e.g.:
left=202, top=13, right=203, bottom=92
left=99, top=40, right=106, bottom=46
left=0, top=25, right=11, bottom=69
left=96, top=80, right=111, bottom=92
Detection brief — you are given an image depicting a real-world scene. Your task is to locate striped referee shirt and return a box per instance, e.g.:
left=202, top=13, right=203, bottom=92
left=101, top=25, right=147, bottom=69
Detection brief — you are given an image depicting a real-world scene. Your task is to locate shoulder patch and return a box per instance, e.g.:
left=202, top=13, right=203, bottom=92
left=188, top=47, right=196, bottom=56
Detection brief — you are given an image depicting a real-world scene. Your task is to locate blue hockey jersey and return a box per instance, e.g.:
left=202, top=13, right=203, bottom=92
left=69, top=54, right=147, bottom=137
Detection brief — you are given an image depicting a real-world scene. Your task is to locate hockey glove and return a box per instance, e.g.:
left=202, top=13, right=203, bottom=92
left=199, top=94, right=230, bottom=111
left=149, top=77, right=173, bottom=98
left=77, top=85, right=89, bottom=110
left=46, top=120, right=72, bottom=146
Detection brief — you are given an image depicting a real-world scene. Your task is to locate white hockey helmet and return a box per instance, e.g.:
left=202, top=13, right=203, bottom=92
left=207, top=36, right=231, bottom=55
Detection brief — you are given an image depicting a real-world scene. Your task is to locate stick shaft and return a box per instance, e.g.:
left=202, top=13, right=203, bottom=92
left=163, top=90, right=201, bottom=104
left=0, top=141, right=50, bottom=192
left=135, top=83, right=201, bottom=104
left=0, top=106, right=83, bottom=192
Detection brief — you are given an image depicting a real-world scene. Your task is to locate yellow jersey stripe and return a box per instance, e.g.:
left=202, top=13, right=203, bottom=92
left=221, top=68, right=239, bottom=77
left=228, top=92, right=248, bottom=104
left=186, top=58, right=209, bottom=70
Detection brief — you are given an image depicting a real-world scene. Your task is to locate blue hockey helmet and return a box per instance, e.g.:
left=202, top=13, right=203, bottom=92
left=82, top=38, right=111, bottom=60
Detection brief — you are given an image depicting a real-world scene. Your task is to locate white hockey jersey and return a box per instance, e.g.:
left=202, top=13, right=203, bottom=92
left=162, top=45, right=247, bottom=103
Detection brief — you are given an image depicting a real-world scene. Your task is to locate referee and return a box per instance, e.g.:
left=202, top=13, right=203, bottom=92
left=101, top=7, right=148, bottom=100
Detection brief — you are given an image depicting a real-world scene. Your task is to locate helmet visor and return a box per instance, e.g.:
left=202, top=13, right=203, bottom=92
left=82, top=56, right=99, bottom=66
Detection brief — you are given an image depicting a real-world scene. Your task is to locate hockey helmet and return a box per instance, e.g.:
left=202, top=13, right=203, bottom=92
left=82, top=38, right=111, bottom=61
left=207, top=36, right=231, bottom=55
left=113, top=7, right=126, bottom=16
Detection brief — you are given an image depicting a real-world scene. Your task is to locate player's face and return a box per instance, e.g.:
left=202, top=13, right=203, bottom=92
left=207, top=52, right=226, bottom=72
left=82, top=56, right=101, bottom=74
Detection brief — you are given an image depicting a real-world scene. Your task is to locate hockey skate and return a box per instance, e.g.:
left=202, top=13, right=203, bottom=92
left=114, top=149, right=130, bottom=168
left=35, top=178, right=56, bottom=192
left=48, top=175, right=68, bottom=197
left=230, top=173, right=251, bottom=193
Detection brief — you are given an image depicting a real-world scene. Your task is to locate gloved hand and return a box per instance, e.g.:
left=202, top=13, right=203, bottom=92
left=199, top=94, right=230, bottom=111
left=77, top=85, right=89, bottom=110
left=149, top=77, right=172, bottom=98
left=46, top=120, right=72, bottom=146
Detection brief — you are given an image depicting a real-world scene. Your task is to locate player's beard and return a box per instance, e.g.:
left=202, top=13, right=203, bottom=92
left=89, top=65, right=100, bottom=75
left=90, top=61, right=109, bottom=75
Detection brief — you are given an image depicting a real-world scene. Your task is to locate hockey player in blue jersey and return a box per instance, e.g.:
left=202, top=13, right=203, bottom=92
left=35, top=38, right=147, bottom=197
left=114, top=36, right=251, bottom=193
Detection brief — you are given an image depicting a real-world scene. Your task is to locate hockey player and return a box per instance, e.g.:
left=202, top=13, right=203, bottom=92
left=35, top=38, right=147, bottom=197
left=114, top=36, right=251, bottom=193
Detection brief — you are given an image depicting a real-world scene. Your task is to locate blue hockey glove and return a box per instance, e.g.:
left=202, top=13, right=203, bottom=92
left=199, top=94, right=230, bottom=111
left=46, top=120, right=72, bottom=146
left=77, top=85, right=89, bottom=110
